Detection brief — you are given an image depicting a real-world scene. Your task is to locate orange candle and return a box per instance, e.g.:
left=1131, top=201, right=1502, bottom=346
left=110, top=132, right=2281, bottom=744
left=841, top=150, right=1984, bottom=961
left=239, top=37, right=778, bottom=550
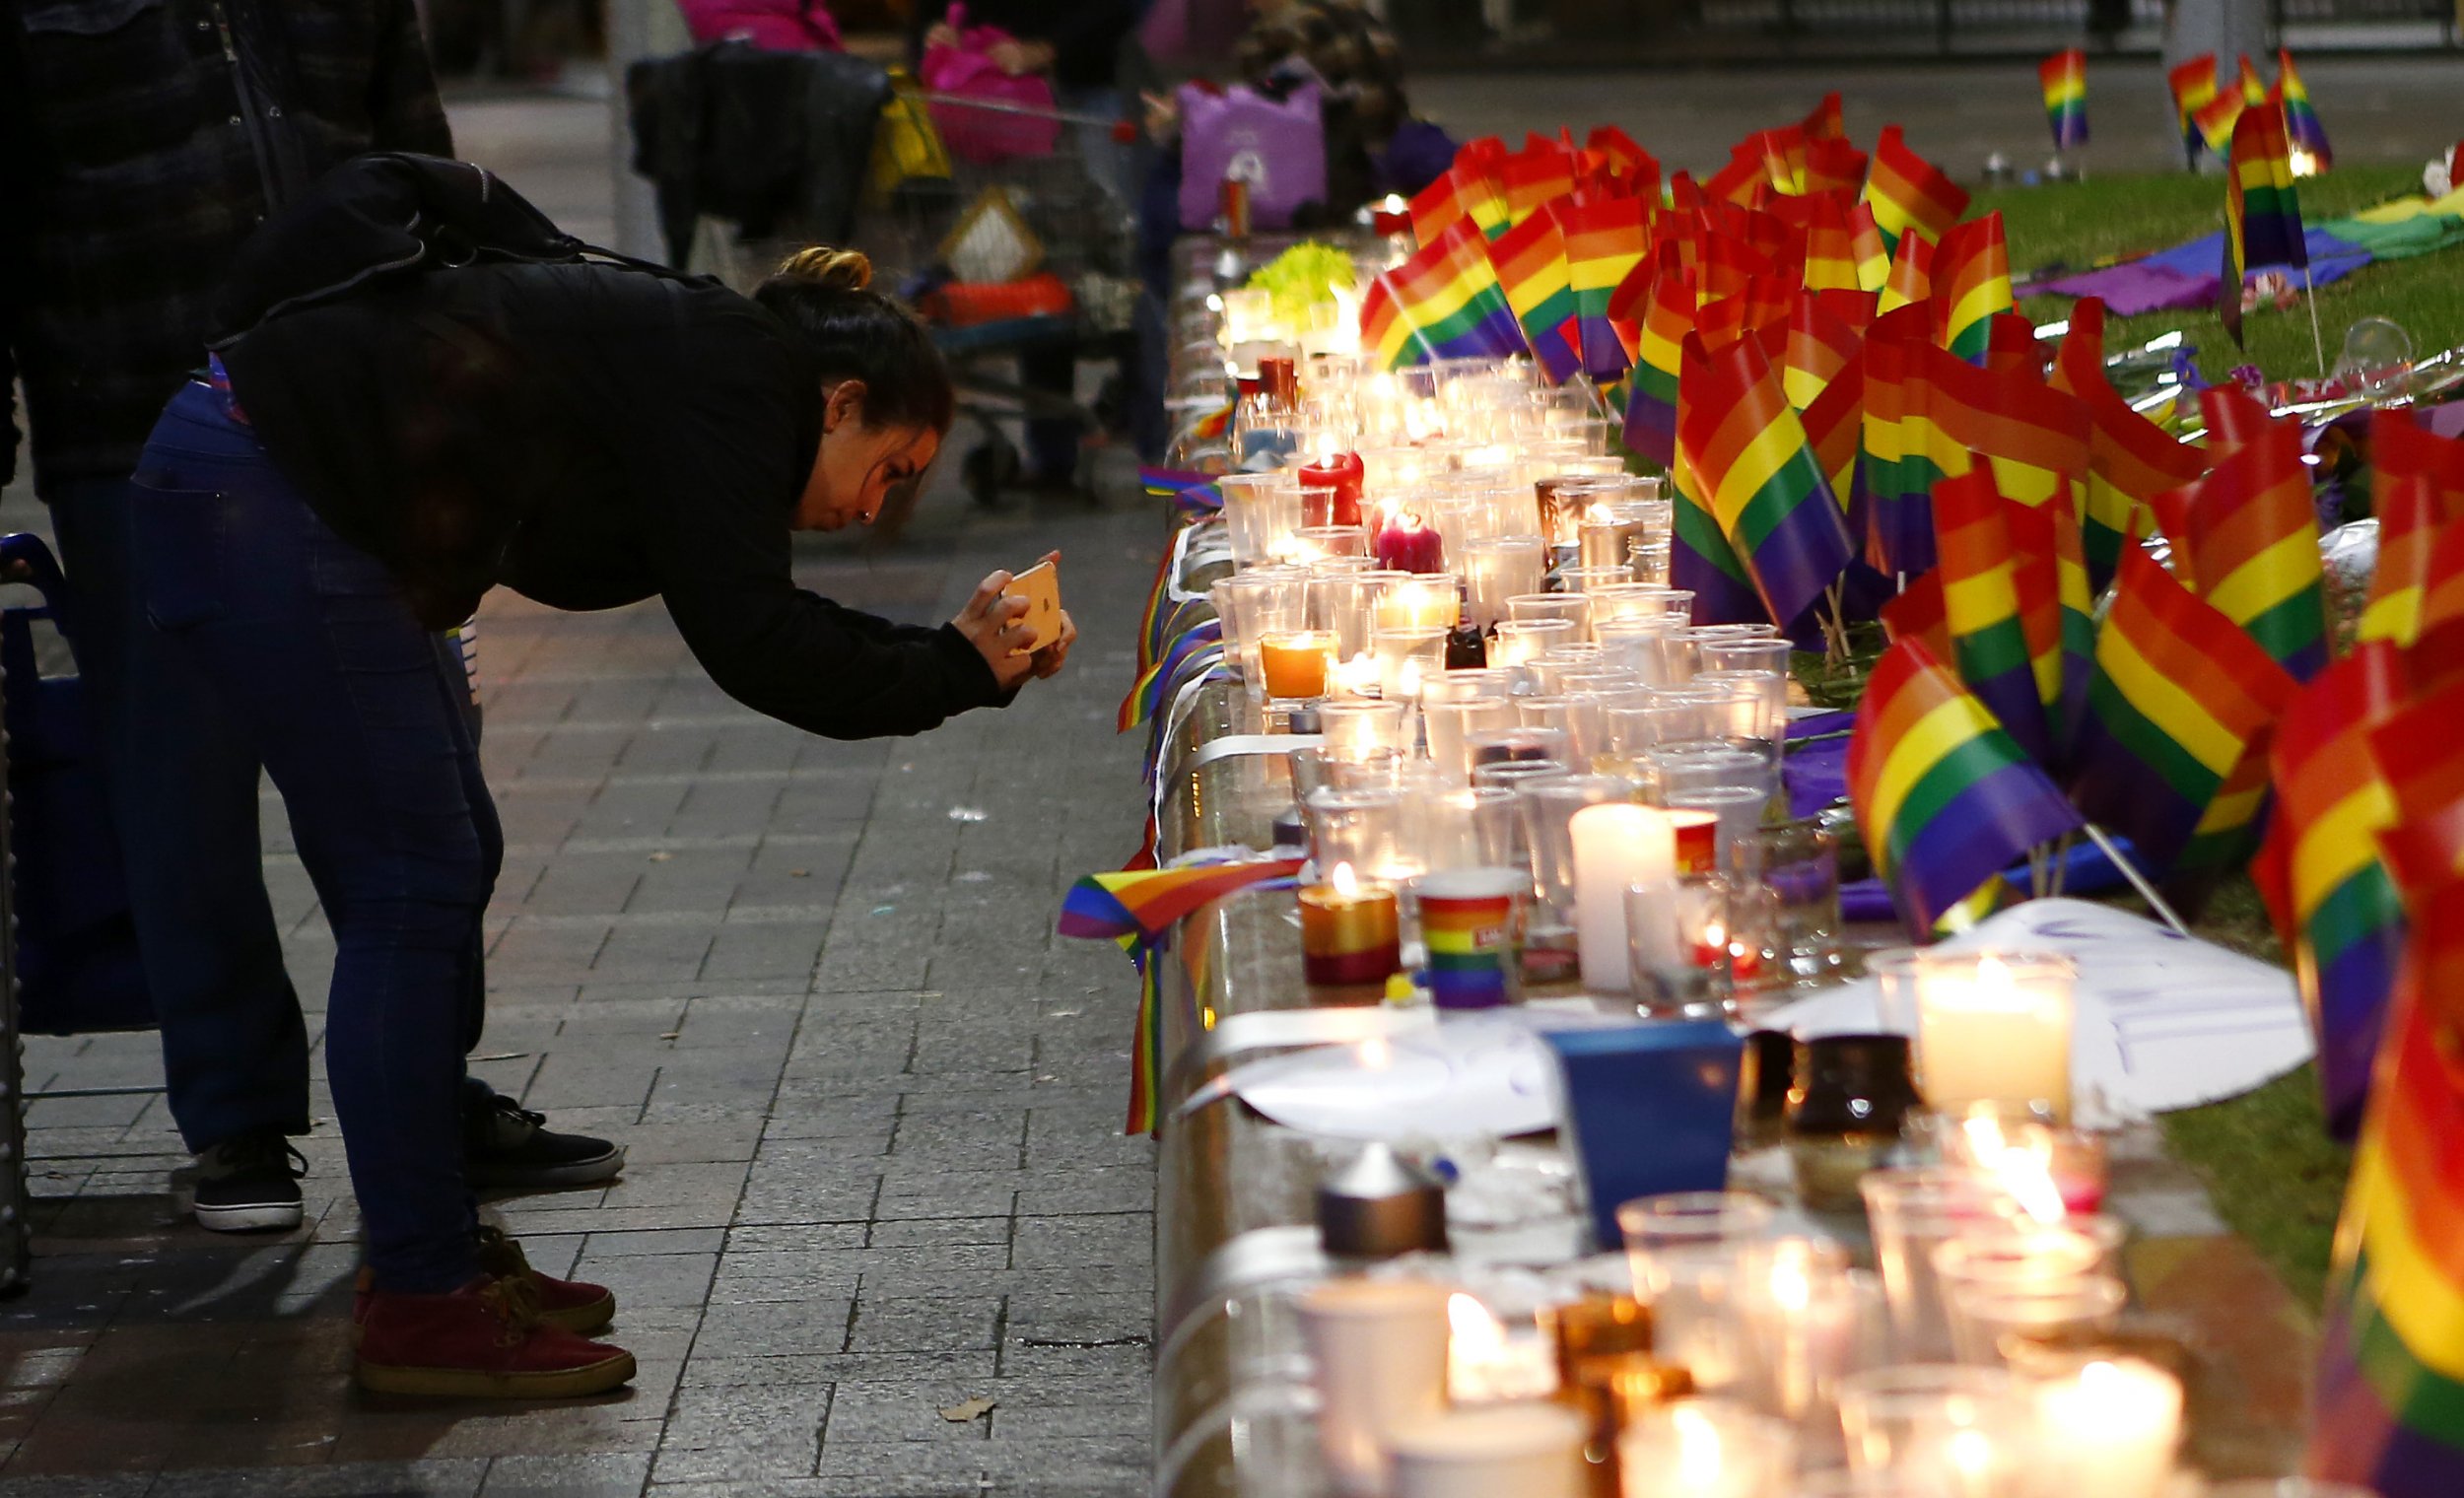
left=1298, top=862, right=1402, bottom=986
left=1260, top=629, right=1335, bottom=700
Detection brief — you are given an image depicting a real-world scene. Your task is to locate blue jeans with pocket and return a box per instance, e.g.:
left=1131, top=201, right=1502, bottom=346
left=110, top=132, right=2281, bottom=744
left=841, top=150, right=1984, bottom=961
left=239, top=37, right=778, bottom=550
left=130, top=382, right=491, bottom=1292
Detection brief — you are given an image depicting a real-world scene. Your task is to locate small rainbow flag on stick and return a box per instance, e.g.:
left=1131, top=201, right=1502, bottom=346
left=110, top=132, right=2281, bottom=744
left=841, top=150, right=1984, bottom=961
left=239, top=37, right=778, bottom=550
left=2039, top=49, right=2088, bottom=152
left=1934, top=212, right=2013, bottom=364
left=2168, top=54, right=2220, bottom=166
left=1862, top=126, right=1970, bottom=251
left=1676, top=329, right=1856, bottom=632
left=2223, top=99, right=2310, bottom=351
left=2276, top=48, right=2333, bottom=170
left=1847, top=638, right=2086, bottom=931
left=2047, top=299, right=2210, bottom=589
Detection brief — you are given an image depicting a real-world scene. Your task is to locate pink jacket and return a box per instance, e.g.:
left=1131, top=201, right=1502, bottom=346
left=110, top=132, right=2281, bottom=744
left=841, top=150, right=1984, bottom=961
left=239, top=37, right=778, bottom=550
left=675, top=0, right=844, bottom=51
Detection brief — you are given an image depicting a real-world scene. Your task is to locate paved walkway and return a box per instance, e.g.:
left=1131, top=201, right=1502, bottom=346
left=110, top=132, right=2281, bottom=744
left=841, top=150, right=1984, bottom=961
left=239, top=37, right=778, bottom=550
left=0, top=92, right=1159, bottom=1497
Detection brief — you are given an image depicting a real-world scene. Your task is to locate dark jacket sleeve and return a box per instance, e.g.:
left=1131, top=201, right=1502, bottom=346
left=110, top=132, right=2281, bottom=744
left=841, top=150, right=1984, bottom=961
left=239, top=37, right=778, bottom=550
left=643, top=330, right=1008, bottom=740
left=371, top=0, right=454, bottom=156
left=0, top=15, right=28, bottom=489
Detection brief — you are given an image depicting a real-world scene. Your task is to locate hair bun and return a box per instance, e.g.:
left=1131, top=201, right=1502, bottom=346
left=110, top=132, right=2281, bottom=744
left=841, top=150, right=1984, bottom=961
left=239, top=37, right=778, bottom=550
left=774, top=246, right=873, bottom=292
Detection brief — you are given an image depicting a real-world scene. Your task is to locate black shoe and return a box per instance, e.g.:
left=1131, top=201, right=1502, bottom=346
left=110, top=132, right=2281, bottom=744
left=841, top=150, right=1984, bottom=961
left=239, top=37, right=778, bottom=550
left=463, top=1093, right=625, bottom=1190
left=193, top=1132, right=308, bottom=1233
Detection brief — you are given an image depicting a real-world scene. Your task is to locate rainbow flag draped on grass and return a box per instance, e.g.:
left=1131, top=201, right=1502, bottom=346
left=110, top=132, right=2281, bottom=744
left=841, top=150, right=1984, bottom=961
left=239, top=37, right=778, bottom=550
left=2066, top=547, right=2298, bottom=871
left=1361, top=220, right=1529, bottom=370
left=2048, top=299, right=2210, bottom=589
left=2309, top=807, right=2464, bottom=1498
left=2223, top=99, right=2306, bottom=345
left=1677, top=329, right=1855, bottom=630
left=1862, top=125, right=1969, bottom=251
left=1934, top=212, right=2013, bottom=364
left=2276, top=48, right=2332, bottom=169
left=2040, top=49, right=2088, bottom=151
left=1484, top=211, right=1584, bottom=384
left=1848, top=637, right=2086, bottom=931
left=1060, top=856, right=1305, bottom=1133
left=2156, top=421, right=2329, bottom=681
left=2265, top=643, right=2411, bottom=1139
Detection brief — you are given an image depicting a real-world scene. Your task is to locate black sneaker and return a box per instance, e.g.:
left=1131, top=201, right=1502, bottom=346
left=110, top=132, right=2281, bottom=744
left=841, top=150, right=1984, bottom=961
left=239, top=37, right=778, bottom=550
left=463, top=1092, right=625, bottom=1190
left=192, top=1132, right=308, bottom=1233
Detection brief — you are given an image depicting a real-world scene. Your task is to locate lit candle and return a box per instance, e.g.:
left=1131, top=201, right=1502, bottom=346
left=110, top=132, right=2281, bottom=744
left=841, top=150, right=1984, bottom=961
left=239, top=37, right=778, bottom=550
left=1387, top=1402, right=1588, bottom=1498
left=1446, top=1294, right=1559, bottom=1404
left=1571, top=804, right=1673, bottom=994
left=1376, top=507, right=1446, bottom=574
left=1617, top=1400, right=1793, bottom=1498
left=1377, top=573, right=1461, bottom=634
left=1298, top=862, right=1403, bottom=987
left=1912, top=955, right=2076, bottom=1122
left=1298, top=450, right=1367, bottom=526
left=1578, top=502, right=1637, bottom=575
left=2029, top=1358, right=2181, bottom=1498
left=1329, top=651, right=1384, bottom=700
left=1375, top=627, right=1448, bottom=702
left=1259, top=629, right=1335, bottom=701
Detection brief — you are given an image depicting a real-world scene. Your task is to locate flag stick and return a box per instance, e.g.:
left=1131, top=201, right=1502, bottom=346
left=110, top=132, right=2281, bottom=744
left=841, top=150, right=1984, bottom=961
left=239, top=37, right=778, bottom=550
left=2080, top=822, right=2193, bottom=938
left=2302, top=263, right=2327, bottom=379
left=1820, top=579, right=1852, bottom=669
left=1575, top=372, right=1613, bottom=424
left=2048, top=829, right=2077, bottom=900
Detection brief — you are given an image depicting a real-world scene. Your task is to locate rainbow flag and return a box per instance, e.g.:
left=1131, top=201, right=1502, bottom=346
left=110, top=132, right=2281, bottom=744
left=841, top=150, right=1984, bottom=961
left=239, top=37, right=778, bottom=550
left=2309, top=810, right=2464, bottom=1497
left=1806, top=139, right=1869, bottom=195
left=1934, top=467, right=2055, bottom=765
left=1678, top=329, right=1856, bottom=630
left=1879, top=230, right=1934, bottom=313
left=1501, top=140, right=1577, bottom=225
left=1803, top=192, right=1862, bottom=294
left=2236, top=51, right=2269, bottom=106
left=1779, top=290, right=1862, bottom=409
left=2005, top=486, right=2096, bottom=756
left=2168, top=54, right=2221, bottom=163
left=1621, top=257, right=1693, bottom=467
left=1364, top=221, right=1530, bottom=369
left=2268, top=643, right=2411, bottom=1138
left=1060, top=855, right=1306, bottom=1132
left=2067, top=546, right=2298, bottom=871
left=1706, top=148, right=1767, bottom=209
left=1881, top=569, right=1952, bottom=660
left=1848, top=637, right=2086, bottom=931
left=1139, top=466, right=1222, bottom=515
left=1485, top=211, right=1585, bottom=384
left=2277, top=49, right=2333, bottom=170
left=1550, top=196, right=1651, bottom=379
left=1931, top=356, right=2090, bottom=514
left=1802, top=91, right=1846, bottom=142
left=2040, top=48, right=2088, bottom=151
left=1863, top=125, right=1970, bottom=251
left=1670, top=336, right=1774, bottom=629
left=2048, top=299, right=2211, bottom=589
left=1859, top=301, right=1942, bottom=577
left=1407, top=160, right=1511, bottom=245
left=1587, top=126, right=1662, bottom=199
left=1118, top=628, right=1222, bottom=732
left=1933, top=212, right=2013, bottom=363
left=1849, top=203, right=1890, bottom=293
left=2193, top=89, right=2245, bottom=163
left=2223, top=101, right=2307, bottom=344
left=2160, top=422, right=2329, bottom=681
left=2361, top=411, right=2464, bottom=645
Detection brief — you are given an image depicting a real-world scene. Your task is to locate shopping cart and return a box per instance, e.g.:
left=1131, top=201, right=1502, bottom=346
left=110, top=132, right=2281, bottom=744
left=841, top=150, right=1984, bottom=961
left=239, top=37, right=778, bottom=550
left=856, top=86, right=1143, bottom=511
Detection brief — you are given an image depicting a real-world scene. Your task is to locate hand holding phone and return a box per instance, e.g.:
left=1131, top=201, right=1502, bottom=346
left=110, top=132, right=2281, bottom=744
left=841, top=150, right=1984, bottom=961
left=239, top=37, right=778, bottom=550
left=1003, top=559, right=1063, bottom=655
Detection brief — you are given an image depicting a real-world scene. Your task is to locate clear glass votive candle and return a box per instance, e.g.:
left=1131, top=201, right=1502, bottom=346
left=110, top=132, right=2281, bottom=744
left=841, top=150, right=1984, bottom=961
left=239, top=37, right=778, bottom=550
left=1617, top=1399, right=1795, bottom=1498
left=1318, top=699, right=1411, bottom=762
left=1858, top=1168, right=2027, bottom=1361
left=1836, top=1364, right=2029, bottom=1495
left=1556, top=565, right=1636, bottom=595
left=1882, top=952, right=2079, bottom=1123
left=1695, top=668, right=1789, bottom=740
left=1374, top=626, right=1450, bottom=702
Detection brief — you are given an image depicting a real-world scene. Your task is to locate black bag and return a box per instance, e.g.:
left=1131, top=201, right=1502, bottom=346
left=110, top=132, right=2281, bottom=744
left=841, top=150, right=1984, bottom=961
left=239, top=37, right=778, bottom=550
left=208, top=152, right=693, bottom=349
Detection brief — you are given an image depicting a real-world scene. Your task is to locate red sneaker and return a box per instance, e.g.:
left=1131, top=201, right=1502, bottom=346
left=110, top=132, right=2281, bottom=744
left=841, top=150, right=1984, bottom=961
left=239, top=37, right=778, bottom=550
left=357, top=1275, right=635, bottom=1399
left=353, top=1228, right=616, bottom=1338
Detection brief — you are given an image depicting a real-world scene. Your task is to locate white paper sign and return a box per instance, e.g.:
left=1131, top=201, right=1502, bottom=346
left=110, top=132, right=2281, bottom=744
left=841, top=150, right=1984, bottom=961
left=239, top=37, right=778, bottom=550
left=1226, top=1008, right=1629, bottom=1141
left=1760, top=898, right=2313, bottom=1125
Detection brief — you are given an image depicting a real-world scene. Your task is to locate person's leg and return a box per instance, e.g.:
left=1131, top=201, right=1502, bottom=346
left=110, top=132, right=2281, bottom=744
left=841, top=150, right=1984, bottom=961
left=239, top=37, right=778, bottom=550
left=45, top=479, right=312, bottom=1155
left=1019, top=334, right=1086, bottom=489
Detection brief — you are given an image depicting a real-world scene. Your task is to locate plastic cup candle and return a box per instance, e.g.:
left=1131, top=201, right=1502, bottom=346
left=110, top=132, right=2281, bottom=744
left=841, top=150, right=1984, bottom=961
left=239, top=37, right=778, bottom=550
left=1299, top=862, right=1403, bottom=987
left=2029, top=1358, right=2181, bottom=1498
left=1617, top=1400, right=1794, bottom=1498
left=1259, top=629, right=1335, bottom=701
left=1571, top=804, right=1673, bottom=994
left=1329, top=651, right=1383, bottom=700
left=1446, top=1294, right=1558, bottom=1403
left=1387, top=1402, right=1586, bottom=1498
left=1298, top=450, right=1367, bottom=525
left=1376, top=507, right=1446, bottom=574
left=1375, top=627, right=1449, bottom=702
left=1911, top=954, right=2077, bottom=1122
left=1463, top=536, right=1547, bottom=633
left=1377, top=573, right=1461, bottom=634
left=1319, top=700, right=1410, bottom=761
left=1577, top=502, right=1641, bottom=575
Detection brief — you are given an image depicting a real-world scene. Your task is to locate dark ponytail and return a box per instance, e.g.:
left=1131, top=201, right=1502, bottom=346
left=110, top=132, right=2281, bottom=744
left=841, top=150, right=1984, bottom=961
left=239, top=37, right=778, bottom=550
left=753, top=247, right=955, bottom=435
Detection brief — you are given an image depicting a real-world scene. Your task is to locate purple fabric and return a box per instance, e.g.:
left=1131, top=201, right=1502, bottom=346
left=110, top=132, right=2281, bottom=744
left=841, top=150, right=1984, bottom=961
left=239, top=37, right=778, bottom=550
left=1178, top=83, right=1326, bottom=231
left=1782, top=711, right=1855, bottom=821
left=2035, top=227, right=2372, bottom=315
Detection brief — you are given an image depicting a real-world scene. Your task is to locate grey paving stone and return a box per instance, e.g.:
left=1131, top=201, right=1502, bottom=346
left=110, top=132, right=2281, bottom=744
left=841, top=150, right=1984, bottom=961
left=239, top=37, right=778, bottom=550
left=1009, top=1215, right=1150, bottom=1273
left=847, top=1296, right=1003, bottom=1355
left=479, top=1451, right=655, bottom=1496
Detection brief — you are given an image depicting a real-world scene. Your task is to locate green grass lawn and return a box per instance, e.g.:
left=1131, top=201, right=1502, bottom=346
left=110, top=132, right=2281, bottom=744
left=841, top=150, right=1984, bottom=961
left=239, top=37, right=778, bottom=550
left=1974, top=163, right=2464, bottom=389
left=1963, top=165, right=2453, bottom=1312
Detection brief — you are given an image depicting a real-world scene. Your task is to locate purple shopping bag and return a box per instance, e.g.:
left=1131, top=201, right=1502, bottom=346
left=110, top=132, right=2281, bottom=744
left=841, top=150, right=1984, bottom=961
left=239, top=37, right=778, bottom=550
left=920, top=5, right=1061, bottom=165
left=1177, top=81, right=1326, bottom=232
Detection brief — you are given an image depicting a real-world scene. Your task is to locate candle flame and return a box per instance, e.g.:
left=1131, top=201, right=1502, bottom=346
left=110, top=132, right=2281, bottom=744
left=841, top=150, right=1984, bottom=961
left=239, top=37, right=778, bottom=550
left=1448, top=1293, right=1502, bottom=1355
left=1965, top=1111, right=2069, bottom=1223
left=1947, top=1427, right=1997, bottom=1478
left=1396, top=659, right=1423, bottom=700
left=1976, top=953, right=2013, bottom=997
left=1672, top=1404, right=1725, bottom=1482
left=1585, top=501, right=1616, bottom=524
left=1332, top=861, right=1359, bottom=898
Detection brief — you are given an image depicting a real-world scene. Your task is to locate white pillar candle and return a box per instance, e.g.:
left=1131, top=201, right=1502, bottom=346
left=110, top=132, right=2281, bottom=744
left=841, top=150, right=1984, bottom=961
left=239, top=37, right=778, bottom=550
left=1572, top=804, right=1673, bottom=994
left=1298, top=1279, right=1456, bottom=1498
left=1912, top=954, right=2076, bottom=1122
left=1390, top=1402, right=1587, bottom=1498
left=2030, top=1358, right=2181, bottom=1498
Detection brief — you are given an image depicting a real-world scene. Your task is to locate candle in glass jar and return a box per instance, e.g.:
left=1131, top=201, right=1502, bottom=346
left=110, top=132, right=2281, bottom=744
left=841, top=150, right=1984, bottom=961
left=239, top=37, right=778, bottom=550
left=1298, top=450, right=1367, bottom=526
left=1298, top=862, right=1402, bottom=987
left=1376, top=508, right=1446, bottom=574
left=1617, top=1400, right=1793, bottom=1498
left=2029, top=1359, right=2181, bottom=1498
left=1259, top=629, right=1335, bottom=701
left=1377, top=575, right=1461, bottom=633
left=1577, top=504, right=1639, bottom=575
left=1912, top=954, right=2076, bottom=1122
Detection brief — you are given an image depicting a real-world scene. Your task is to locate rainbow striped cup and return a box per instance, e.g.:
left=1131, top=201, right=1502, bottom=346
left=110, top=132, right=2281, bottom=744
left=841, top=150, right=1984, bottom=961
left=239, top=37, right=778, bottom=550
left=1417, top=867, right=1529, bottom=1009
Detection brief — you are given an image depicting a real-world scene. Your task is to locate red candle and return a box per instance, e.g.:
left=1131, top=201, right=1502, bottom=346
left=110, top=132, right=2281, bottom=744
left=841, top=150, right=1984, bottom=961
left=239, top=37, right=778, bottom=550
left=1375, top=509, right=1445, bottom=574
left=1298, top=451, right=1366, bottom=527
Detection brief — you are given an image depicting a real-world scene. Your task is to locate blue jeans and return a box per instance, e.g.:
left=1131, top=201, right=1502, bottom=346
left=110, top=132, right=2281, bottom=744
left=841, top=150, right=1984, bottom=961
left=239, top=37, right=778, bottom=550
left=129, top=383, right=491, bottom=1291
